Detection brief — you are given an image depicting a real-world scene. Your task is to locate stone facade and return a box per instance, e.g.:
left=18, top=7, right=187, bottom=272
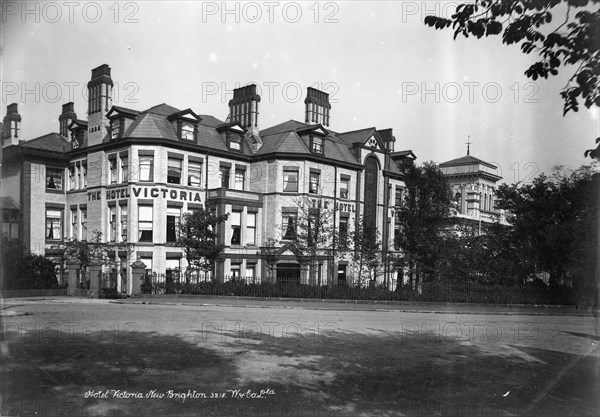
left=4, top=64, right=505, bottom=294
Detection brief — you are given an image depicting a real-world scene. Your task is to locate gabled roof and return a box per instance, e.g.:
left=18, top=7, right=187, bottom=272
left=106, top=105, right=140, bottom=119
left=390, top=150, right=417, bottom=160
left=216, top=121, right=247, bottom=133
left=336, top=127, right=375, bottom=145
left=167, top=108, right=202, bottom=122
left=20, top=132, right=70, bottom=152
left=69, top=119, right=88, bottom=128
left=296, top=124, right=329, bottom=136
left=440, top=155, right=497, bottom=169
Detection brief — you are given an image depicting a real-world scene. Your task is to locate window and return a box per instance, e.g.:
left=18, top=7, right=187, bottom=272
left=46, top=168, right=63, bottom=190
left=230, top=263, right=241, bottom=278
left=229, top=134, right=242, bottom=151
left=2, top=210, right=19, bottom=239
left=45, top=209, right=62, bottom=240
left=120, top=156, right=129, bottom=182
left=139, top=156, right=154, bottom=182
left=166, top=258, right=181, bottom=272
left=245, top=265, right=256, bottom=281
left=111, top=119, right=120, bottom=140
left=340, top=178, right=349, bottom=199
left=311, top=136, right=323, bottom=154
left=81, top=208, right=87, bottom=239
left=282, top=213, right=297, bottom=240
left=138, top=206, right=153, bottom=242
left=109, top=158, right=117, bottom=184
left=394, top=222, right=401, bottom=250
left=109, top=206, right=117, bottom=242
left=231, top=211, right=241, bottom=245
left=83, top=164, right=88, bottom=188
left=395, top=187, right=404, bottom=207
left=309, top=172, right=320, bottom=194
left=181, top=122, right=195, bottom=140
left=167, top=158, right=182, bottom=184
left=188, top=161, right=202, bottom=187
left=234, top=169, right=245, bottom=190
left=71, top=209, right=78, bottom=239
left=339, top=218, right=348, bottom=243
left=120, top=206, right=128, bottom=242
left=68, top=166, right=76, bottom=190
left=166, top=207, right=180, bottom=243
left=220, top=167, right=230, bottom=189
left=455, top=192, right=462, bottom=213
left=283, top=169, right=298, bottom=192
left=246, top=213, right=256, bottom=245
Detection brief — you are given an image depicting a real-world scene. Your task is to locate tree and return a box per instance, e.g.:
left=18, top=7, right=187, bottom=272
left=1, top=238, right=58, bottom=290
left=424, top=0, right=600, bottom=157
left=350, top=217, right=383, bottom=287
left=294, top=197, right=340, bottom=285
left=54, top=230, right=132, bottom=289
left=494, top=165, right=598, bottom=299
left=395, top=161, right=453, bottom=287
left=178, top=208, right=229, bottom=279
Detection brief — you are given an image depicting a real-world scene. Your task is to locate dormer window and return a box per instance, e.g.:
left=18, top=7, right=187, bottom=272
left=228, top=134, right=242, bottom=151
left=310, top=136, right=323, bottom=154
left=181, top=122, right=195, bottom=140
left=111, top=119, right=121, bottom=140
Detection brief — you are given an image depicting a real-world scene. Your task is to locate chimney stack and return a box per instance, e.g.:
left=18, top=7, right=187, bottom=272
left=229, top=84, right=261, bottom=130
left=377, top=128, right=396, bottom=152
left=2, top=103, right=22, bottom=146
left=304, top=87, right=331, bottom=127
left=229, top=84, right=262, bottom=152
left=59, top=102, right=77, bottom=140
left=87, top=64, right=113, bottom=147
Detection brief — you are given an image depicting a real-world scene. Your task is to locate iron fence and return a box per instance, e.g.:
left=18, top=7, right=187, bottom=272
left=139, top=271, right=574, bottom=305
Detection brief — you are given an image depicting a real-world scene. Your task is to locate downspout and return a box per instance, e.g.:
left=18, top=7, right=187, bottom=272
left=332, top=164, right=338, bottom=286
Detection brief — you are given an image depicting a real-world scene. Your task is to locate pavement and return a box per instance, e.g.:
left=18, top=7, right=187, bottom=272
left=1, top=294, right=597, bottom=316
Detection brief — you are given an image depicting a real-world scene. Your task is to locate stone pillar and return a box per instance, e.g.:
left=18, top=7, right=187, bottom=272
left=130, top=260, right=146, bottom=296
left=300, top=264, right=309, bottom=285
left=88, top=260, right=103, bottom=298
left=67, top=259, right=81, bottom=296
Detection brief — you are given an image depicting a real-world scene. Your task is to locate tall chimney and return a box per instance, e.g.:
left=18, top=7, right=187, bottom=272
left=304, top=87, right=331, bottom=127
left=229, top=84, right=262, bottom=152
left=377, top=128, right=396, bottom=152
left=59, top=102, right=77, bottom=140
left=229, top=84, right=261, bottom=130
left=2, top=103, right=22, bottom=147
left=87, top=64, right=113, bottom=147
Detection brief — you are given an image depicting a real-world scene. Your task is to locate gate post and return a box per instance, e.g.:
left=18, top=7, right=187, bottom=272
left=88, top=260, right=103, bottom=298
left=130, top=260, right=147, bottom=296
left=67, top=258, right=81, bottom=296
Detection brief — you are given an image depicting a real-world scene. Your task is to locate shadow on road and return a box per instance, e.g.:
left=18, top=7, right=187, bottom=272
left=1, top=326, right=598, bottom=416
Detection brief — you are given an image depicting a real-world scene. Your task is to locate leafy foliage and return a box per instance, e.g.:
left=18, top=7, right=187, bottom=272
left=1, top=238, right=58, bottom=290
left=494, top=165, right=598, bottom=298
left=293, top=196, right=345, bottom=285
left=424, top=0, right=600, bottom=156
left=178, top=208, right=229, bottom=275
left=350, top=217, right=383, bottom=286
left=394, top=161, right=453, bottom=286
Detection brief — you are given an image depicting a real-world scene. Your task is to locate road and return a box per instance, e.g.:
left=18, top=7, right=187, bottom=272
left=1, top=297, right=598, bottom=416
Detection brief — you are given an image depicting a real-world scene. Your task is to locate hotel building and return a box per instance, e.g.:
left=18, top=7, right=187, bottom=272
left=1, top=65, right=422, bottom=293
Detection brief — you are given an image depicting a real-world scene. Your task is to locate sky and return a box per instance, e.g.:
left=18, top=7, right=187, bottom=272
left=1, top=0, right=598, bottom=184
